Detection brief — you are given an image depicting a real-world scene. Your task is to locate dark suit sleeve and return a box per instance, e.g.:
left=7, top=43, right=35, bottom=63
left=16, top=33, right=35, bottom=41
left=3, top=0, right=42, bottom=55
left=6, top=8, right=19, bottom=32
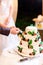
left=0, top=27, right=10, bottom=36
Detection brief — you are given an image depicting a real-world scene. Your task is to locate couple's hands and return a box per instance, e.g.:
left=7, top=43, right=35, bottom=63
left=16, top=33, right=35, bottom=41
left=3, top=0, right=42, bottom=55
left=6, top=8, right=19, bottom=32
left=10, top=27, right=20, bottom=34
left=0, top=22, right=20, bottom=35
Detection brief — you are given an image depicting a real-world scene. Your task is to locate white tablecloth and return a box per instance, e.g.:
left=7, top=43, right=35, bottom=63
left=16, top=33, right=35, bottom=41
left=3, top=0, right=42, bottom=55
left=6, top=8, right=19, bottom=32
left=0, top=51, right=43, bottom=65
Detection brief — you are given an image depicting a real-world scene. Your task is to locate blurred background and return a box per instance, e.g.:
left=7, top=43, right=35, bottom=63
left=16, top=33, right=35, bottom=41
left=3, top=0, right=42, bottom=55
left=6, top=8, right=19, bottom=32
left=16, top=0, right=42, bottom=30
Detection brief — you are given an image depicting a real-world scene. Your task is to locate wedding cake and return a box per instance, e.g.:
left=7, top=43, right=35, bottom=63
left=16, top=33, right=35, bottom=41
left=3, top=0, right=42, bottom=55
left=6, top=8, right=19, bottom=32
left=17, top=26, right=41, bottom=57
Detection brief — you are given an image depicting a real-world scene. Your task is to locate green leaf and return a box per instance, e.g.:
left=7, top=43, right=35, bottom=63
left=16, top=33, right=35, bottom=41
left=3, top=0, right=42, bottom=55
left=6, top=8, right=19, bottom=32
left=29, top=45, right=33, bottom=49
left=39, top=48, right=43, bottom=51
left=40, top=41, right=43, bottom=44
left=34, top=37, right=38, bottom=42
left=28, top=40, right=32, bottom=45
left=28, top=31, right=35, bottom=35
left=17, top=46, right=20, bottom=49
left=30, top=24, right=34, bottom=26
left=37, top=35, right=40, bottom=40
left=28, top=31, right=32, bottom=34
left=31, top=31, right=34, bottom=35
left=33, top=49, right=37, bottom=53
left=32, top=52, right=35, bottom=55
left=17, top=46, right=23, bottom=52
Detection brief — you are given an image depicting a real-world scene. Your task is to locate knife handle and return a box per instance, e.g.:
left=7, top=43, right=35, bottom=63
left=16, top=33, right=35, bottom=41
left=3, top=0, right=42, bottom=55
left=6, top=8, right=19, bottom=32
left=19, top=58, right=28, bottom=62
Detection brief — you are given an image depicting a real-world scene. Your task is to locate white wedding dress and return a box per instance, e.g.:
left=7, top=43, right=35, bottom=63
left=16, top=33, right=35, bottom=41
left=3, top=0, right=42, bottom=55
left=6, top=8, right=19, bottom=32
left=0, top=0, right=19, bottom=51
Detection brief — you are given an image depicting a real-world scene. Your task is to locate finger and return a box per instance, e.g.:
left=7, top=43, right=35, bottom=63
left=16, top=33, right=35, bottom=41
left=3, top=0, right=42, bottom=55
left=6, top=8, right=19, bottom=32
left=16, top=30, right=20, bottom=34
left=16, top=28, right=20, bottom=31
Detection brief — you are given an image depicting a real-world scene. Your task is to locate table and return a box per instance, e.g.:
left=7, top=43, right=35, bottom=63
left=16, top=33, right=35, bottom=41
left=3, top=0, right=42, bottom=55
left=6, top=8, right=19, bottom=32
left=0, top=50, right=43, bottom=65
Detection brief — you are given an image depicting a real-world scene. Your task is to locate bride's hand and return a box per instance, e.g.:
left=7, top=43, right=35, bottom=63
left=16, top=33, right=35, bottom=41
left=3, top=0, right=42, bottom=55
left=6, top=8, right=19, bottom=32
left=10, top=27, right=20, bottom=34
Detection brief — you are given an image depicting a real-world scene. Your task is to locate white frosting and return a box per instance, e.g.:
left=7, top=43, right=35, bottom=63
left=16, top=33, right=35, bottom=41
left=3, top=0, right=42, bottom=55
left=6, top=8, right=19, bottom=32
left=25, top=26, right=37, bottom=33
